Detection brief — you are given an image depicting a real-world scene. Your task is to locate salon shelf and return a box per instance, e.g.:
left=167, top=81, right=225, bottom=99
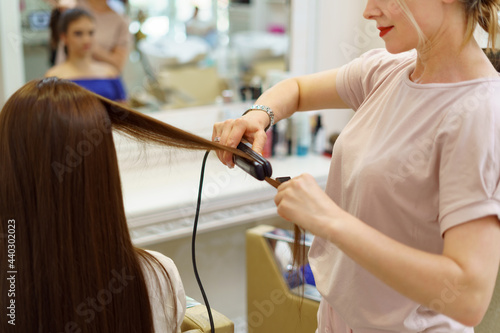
left=117, top=104, right=331, bottom=246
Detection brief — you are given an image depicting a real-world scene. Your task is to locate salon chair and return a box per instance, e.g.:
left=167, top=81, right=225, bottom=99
left=246, top=225, right=319, bottom=333
left=182, top=304, right=234, bottom=333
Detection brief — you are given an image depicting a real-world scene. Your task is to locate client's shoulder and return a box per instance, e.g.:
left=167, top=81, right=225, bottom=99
left=44, top=63, right=73, bottom=79
left=139, top=249, right=179, bottom=277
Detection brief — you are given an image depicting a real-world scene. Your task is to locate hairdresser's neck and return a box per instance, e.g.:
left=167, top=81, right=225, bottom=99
left=412, top=41, right=493, bottom=84
left=411, top=10, right=496, bottom=84
left=86, top=0, right=111, bottom=13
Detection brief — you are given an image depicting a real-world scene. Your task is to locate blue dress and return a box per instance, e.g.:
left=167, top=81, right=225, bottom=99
left=71, top=77, right=127, bottom=102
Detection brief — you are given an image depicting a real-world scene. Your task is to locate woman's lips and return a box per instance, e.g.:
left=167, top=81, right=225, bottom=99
left=378, top=26, right=394, bottom=38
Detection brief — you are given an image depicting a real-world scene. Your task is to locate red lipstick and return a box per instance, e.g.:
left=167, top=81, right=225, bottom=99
left=378, top=26, right=394, bottom=38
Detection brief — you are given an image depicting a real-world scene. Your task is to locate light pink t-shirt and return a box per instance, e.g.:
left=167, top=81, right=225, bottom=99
left=309, top=49, right=500, bottom=332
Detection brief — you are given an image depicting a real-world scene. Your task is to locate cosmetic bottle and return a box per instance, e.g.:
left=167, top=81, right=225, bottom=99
left=313, top=114, right=326, bottom=155
left=293, top=113, right=311, bottom=156
left=249, top=76, right=263, bottom=100
left=286, top=118, right=293, bottom=156
left=263, top=130, right=273, bottom=158
left=273, top=120, right=288, bottom=158
left=217, top=90, right=239, bottom=121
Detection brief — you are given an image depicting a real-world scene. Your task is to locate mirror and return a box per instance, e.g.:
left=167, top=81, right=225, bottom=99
left=126, top=0, right=290, bottom=109
left=21, top=0, right=291, bottom=110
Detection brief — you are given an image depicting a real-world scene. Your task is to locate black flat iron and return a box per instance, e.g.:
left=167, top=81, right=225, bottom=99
left=233, top=141, right=272, bottom=181
left=233, top=141, right=290, bottom=186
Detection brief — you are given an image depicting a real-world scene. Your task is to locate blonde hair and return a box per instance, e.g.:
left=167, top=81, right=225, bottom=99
left=462, top=0, right=500, bottom=50
left=395, top=0, right=500, bottom=51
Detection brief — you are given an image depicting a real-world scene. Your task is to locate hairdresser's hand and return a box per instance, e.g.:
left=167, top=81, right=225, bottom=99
left=212, top=111, right=270, bottom=168
left=274, top=174, right=348, bottom=237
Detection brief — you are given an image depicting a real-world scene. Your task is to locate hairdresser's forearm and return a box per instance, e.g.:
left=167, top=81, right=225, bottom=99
left=93, top=46, right=128, bottom=72
left=252, top=78, right=301, bottom=124
left=324, top=213, right=499, bottom=326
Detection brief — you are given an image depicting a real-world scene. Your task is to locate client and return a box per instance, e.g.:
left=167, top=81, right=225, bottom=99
left=0, top=78, right=247, bottom=333
left=46, top=8, right=127, bottom=103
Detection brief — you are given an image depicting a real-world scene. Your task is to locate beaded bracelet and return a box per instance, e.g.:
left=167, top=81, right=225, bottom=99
left=242, top=105, right=275, bottom=132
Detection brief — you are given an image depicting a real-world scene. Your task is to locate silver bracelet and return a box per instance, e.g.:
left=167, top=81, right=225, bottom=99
left=242, top=105, right=275, bottom=131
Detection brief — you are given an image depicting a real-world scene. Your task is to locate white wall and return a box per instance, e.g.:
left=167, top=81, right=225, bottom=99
left=289, top=0, right=384, bottom=139
left=315, top=0, right=384, bottom=71
left=290, top=0, right=384, bottom=74
left=289, top=0, right=318, bottom=76
left=0, top=0, right=25, bottom=106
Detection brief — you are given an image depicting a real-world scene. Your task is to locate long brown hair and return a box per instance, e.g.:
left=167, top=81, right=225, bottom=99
left=0, top=78, right=252, bottom=333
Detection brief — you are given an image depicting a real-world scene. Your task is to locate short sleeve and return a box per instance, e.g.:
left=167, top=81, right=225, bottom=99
left=143, top=250, right=187, bottom=332
left=437, top=86, right=500, bottom=235
left=336, top=48, right=416, bottom=111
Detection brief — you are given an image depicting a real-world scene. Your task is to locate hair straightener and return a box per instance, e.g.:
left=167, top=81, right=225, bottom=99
left=233, top=141, right=290, bottom=186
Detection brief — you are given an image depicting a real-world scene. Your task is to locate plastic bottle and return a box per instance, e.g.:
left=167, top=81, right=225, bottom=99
left=262, top=130, right=273, bottom=158
left=294, top=113, right=311, bottom=156
left=313, top=114, right=326, bottom=155
left=273, top=120, right=288, bottom=158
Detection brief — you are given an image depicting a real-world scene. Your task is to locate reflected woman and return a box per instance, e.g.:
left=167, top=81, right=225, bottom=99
left=46, top=8, right=127, bottom=103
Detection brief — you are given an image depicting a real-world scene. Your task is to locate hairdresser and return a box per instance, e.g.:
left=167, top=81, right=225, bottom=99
left=213, top=0, right=500, bottom=331
left=47, top=0, right=130, bottom=72
left=46, top=9, right=127, bottom=103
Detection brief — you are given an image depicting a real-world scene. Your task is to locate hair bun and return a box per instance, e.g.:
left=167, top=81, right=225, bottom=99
left=464, top=0, right=500, bottom=11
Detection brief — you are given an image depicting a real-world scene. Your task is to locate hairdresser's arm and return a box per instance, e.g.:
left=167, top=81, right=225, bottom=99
left=92, top=45, right=129, bottom=72
left=274, top=174, right=500, bottom=327
left=213, top=69, right=348, bottom=167
left=257, top=68, right=349, bottom=122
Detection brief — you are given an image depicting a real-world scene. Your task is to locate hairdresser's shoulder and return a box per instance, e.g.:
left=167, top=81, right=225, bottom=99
left=342, top=48, right=416, bottom=93
left=356, top=48, right=416, bottom=70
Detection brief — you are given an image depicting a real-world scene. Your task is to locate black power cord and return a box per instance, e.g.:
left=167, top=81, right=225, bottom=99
left=192, top=151, right=215, bottom=333
left=191, top=150, right=287, bottom=333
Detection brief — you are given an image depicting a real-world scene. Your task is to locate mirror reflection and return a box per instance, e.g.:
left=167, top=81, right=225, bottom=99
left=21, top=0, right=290, bottom=109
